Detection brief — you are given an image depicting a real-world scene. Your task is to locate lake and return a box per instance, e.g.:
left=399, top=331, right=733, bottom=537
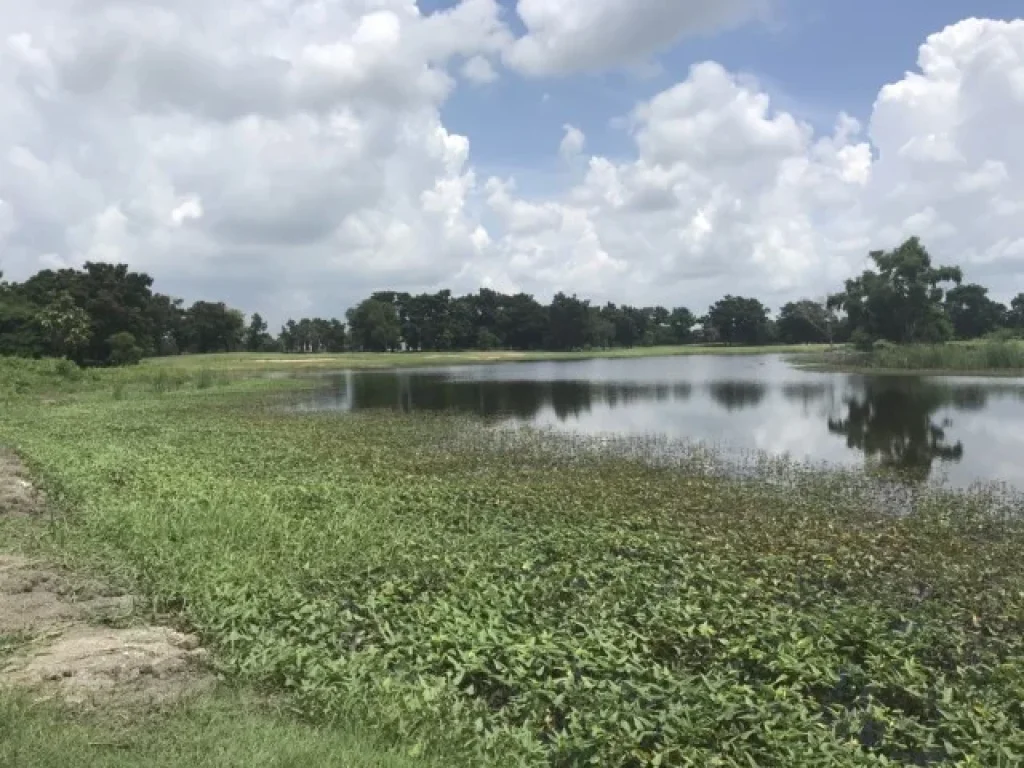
left=297, top=354, right=1024, bottom=489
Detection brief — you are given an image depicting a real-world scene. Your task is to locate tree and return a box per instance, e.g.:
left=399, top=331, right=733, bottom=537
left=346, top=299, right=401, bottom=352
left=944, top=284, right=1005, bottom=340
left=37, top=292, right=91, bottom=360
left=668, top=307, right=697, bottom=344
left=777, top=300, right=834, bottom=345
left=498, top=293, right=548, bottom=350
left=22, top=262, right=164, bottom=363
left=828, top=238, right=962, bottom=344
left=245, top=313, right=274, bottom=352
left=183, top=302, right=245, bottom=354
left=0, top=283, right=46, bottom=357
left=706, top=296, right=771, bottom=345
left=547, top=293, right=592, bottom=351
left=1005, top=294, right=1024, bottom=332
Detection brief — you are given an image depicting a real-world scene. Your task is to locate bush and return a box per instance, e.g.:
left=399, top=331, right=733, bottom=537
left=108, top=332, right=143, bottom=367
left=985, top=327, right=1023, bottom=342
left=54, top=357, right=82, bottom=380
left=850, top=329, right=876, bottom=352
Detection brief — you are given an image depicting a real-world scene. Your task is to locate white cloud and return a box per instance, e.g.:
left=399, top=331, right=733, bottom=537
left=170, top=198, right=203, bottom=226
left=473, top=19, right=1024, bottom=310
left=2, top=7, right=1024, bottom=324
left=559, top=124, right=586, bottom=160
left=0, top=0, right=499, bottom=316
left=506, top=0, right=765, bottom=76
left=461, top=55, right=498, bottom=84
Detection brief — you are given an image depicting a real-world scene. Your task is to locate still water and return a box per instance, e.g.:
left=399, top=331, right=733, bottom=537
left=297, top=355, right=1024, bottom=489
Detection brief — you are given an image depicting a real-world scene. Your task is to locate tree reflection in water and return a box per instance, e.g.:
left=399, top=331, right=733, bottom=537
left=827, top=379, right=969, bottom=482
left=339, top=373, right=696, bottom=423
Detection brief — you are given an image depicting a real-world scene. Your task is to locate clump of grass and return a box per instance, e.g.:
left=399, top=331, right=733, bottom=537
left=195, top=369, right=217, bottom=389
left=2, top=384, right=1024, bottom=766
left=809, top=341, right=1024, bottom=373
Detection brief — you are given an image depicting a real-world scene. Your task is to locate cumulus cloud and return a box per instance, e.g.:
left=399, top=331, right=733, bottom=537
left=0, top=0, right=500, bottom=316
left=475, top=19, right=1024, bottom=309
left=2, top=6, right=1024, bottom=324
left=506, top=0, right=765, bottom=76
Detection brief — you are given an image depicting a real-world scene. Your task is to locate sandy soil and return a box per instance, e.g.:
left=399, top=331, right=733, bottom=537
left=0, top=452, right=211, bottom=708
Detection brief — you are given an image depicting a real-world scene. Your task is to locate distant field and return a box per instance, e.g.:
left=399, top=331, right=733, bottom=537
left=143, top=344, right=833, bottom=371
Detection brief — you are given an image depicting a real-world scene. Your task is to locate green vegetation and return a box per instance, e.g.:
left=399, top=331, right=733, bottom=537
left=806, top=340, right=1024, bottom=374
left=144, top=344, right=830, bottom=371
left=0, top=690, right=436, bottom=768
left=2, top=363, right=1023, bottom=766
left=5, top=237, right=1024, bottom=370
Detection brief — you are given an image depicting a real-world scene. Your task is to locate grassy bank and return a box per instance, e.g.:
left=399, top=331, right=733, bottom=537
left=2, top=359, right=1023, bottom=766
left=804, top=340, right=1024, bottom=375
left=142, top=344, right=831, bottom=372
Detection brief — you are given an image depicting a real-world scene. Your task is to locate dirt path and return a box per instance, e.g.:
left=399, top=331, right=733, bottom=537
left=0, top=450, right=211, bottom=708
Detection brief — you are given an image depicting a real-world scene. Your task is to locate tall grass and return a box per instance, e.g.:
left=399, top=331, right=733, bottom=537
left=0, top=357, right=254, bottom=402
left=809, top=341, right=1024, bottom=373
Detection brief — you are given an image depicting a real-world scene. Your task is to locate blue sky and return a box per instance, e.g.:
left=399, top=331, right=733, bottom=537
left=435, top=0, right=1024, bottom=191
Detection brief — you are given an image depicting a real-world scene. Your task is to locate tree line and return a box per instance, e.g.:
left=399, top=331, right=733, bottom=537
left=2, top=238, right=1023, bottom=366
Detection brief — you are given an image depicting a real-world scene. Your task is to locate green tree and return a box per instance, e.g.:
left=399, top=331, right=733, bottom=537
left=107, top=331, right=143, bottom=366
left=828, top=238, right=962, bottom=344
left=706, top=296, right=771, bottom=345
left=1004, top=294, right=1024, bottom=332
left=0, top=276, right=46, bottom=357
left=183, top=302, right=245, bottom=354
left=668, top=307, right=697, bottom=344
left=22, top=263, right=163, bottom=362
left=777, top=300, right=834, bottom=345
left=37, top=292, right=92, bottom=359
left=944, top=284, right=1006, bottom=340
left=547, top=293, right=592, bottom=351
left=245, top=312, right=273, bottom=352
left=346, top=299, right=401, bottom=352
left=497, top=293, right=548, bottom=350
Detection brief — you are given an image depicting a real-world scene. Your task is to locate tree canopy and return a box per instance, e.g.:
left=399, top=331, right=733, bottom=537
left=0, top=237, right=1020, bottom=366
left=828, top=238, right=963, bottom=345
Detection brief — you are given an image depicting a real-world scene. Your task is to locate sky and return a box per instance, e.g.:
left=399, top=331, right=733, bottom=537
left=1, top=0, right=1023, bottom=325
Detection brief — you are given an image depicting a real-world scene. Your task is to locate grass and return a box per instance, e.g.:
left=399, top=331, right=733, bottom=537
left=2, top=356, right=1024, bottom=765
left=142, top=344, right=832, bottom=372
left=0, top=690, right=438, bottom=768
left=804, top=340, right=1024, bottom=375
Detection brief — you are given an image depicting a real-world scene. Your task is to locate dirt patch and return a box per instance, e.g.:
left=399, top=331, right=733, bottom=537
left=0, top=452, right=212, bottom=709
left=0, top=449, right=46, bottom=518
left=3, top=625, right=210, bottom=707
left=0, top=555, right=135, bottom=635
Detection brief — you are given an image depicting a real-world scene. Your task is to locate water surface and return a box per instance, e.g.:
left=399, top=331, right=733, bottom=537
left=296, top=355, right=1024, bottom=488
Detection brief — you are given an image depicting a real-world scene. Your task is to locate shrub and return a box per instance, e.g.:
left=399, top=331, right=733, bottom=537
left=108, top=332, right=144, bottom=367
left=850, top=329, right=876, bottom=352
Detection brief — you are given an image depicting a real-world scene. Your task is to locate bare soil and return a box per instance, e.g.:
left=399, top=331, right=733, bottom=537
left=0, top=449, right=46, bottom=518
left=0, top=452, right=212, bottom=709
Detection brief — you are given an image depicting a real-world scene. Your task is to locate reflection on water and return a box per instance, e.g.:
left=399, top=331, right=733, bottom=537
left=827, top=381, right=965, bottom=483
left=296, top=356, right=1024, bottom=489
